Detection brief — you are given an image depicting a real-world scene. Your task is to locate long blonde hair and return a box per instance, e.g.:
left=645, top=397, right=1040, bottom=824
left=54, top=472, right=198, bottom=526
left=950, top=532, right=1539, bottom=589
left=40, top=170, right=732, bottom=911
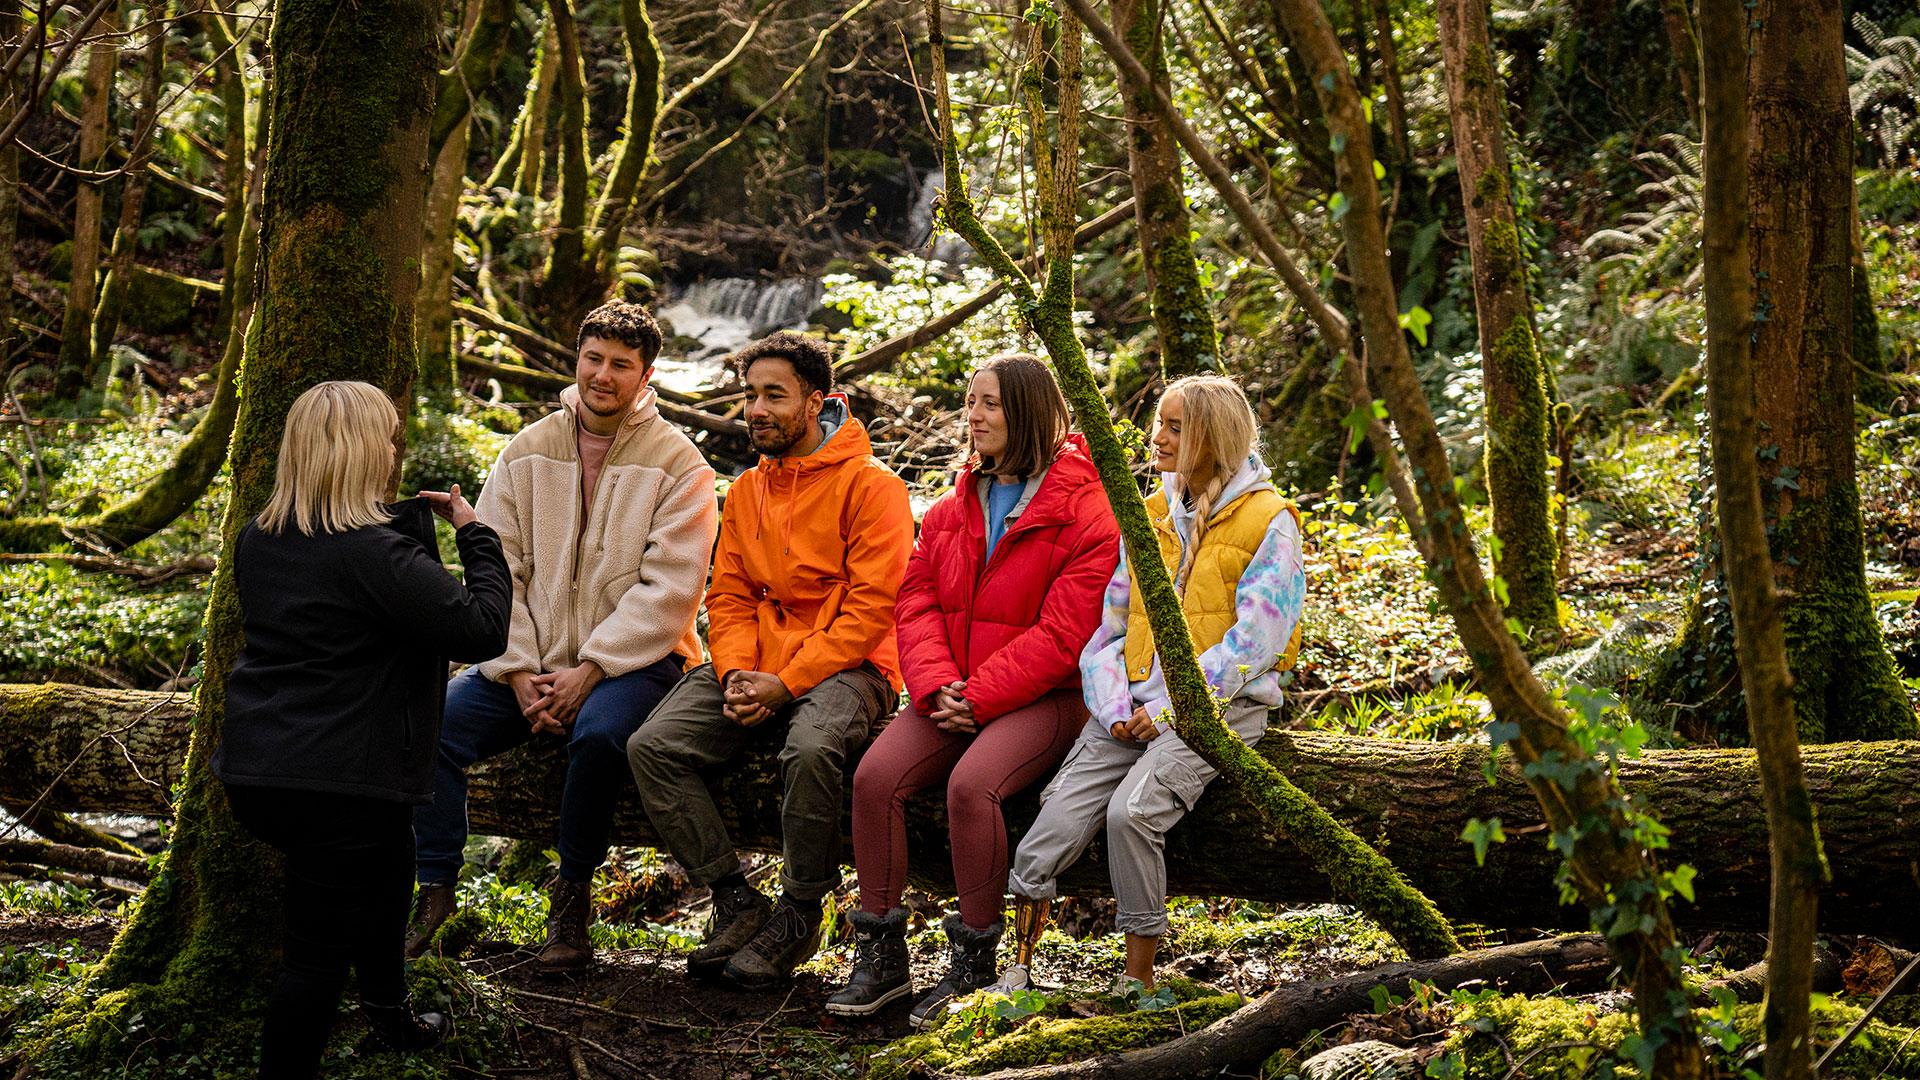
left=257, top=381, right=399, bottom=536
left=1158, top=374, right=1258, bottom=589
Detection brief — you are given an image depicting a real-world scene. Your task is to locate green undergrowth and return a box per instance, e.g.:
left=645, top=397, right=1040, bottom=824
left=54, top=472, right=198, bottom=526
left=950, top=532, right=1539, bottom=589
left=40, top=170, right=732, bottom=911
left=1162, top=901, right=1404, bottom=972
left=867, top=975, right=1243, bottom=1080
left=1430, top=991, right=1920, bottom=1079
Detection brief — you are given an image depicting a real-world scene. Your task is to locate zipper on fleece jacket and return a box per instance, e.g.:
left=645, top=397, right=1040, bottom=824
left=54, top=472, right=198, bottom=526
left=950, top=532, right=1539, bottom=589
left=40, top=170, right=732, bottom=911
left=567, top=410, right=647, bottom=664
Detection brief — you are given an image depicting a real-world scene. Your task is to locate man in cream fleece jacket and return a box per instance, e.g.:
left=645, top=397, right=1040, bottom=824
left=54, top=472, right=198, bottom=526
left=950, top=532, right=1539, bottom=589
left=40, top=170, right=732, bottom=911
left=407, top=301, right=718, bottom=975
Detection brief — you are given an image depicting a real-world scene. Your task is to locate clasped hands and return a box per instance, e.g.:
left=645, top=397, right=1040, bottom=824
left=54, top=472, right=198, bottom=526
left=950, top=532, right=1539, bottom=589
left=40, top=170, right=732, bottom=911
left=507, top=662, right=604, bottom=735
left=1109, top=705, right=1162, bottom=743
left=929, top=680, right=977, bottom=734
left=723, top=669, right=792, bottom=726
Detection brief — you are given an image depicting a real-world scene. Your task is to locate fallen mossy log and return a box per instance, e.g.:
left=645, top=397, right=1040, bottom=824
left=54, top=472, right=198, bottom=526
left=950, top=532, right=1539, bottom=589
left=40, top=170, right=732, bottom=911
left=956, top=934, right=1614, bottom=1080
left=7, top=681, right=1920, bottom=936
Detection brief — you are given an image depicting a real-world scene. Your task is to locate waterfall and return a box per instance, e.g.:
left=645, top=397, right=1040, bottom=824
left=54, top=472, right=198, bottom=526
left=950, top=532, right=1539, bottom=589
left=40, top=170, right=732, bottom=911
left=905, top=169, right=971, bottom=264
left=652, top=277, right=825, bottom=393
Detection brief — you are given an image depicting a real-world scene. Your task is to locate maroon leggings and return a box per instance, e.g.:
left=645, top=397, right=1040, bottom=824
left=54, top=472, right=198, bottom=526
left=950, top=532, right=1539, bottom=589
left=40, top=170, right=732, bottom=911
left=851, top=688, right=1087, bottom=929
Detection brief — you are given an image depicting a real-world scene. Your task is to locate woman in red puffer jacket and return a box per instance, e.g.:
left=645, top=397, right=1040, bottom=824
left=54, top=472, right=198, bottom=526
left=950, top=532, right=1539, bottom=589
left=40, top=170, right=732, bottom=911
left=825, top=353, right=1119, bottom=1024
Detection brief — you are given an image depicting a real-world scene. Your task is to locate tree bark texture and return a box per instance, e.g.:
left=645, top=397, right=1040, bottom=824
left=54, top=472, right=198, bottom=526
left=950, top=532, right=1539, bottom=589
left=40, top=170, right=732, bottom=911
left=201, top=4, right=249, bottom=348
left=931, top=0, right=1459, bottom=960
left=417, top=0, right=497, bottom=393
left=1108, top=0, right=1218, bottom=379
left=967, top=935, right=1614, bottom=1080
left=0, top=0, right=18, bottom=370
left=584, top=0, right=662, bottom=284
left=17, top=683, right=1920, bottom=938
left=53, top=6, right=117, bottom=400
left=1747, top=0, right=1913, bottom=746
left=1200, top=0, right=1706, bottom=1067
left=535, top=0, right=592, bottom=342
left=1435, top=0, right=1560, bottom=638
left=54, top=0, right=439, bottom=1060
left=89, top=1, right=173, bottom=381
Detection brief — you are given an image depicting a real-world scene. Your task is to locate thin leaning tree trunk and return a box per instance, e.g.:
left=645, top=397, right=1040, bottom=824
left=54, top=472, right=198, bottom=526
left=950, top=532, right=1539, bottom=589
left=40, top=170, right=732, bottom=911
left=1434, top=0, right=1560, bottom=638
left=52, top=3, right=117, bottom=400
left=927, top=0, right=1459, bottom=960
left=1066, top=0, right=1706, bottom=1069
left=90, top=0, right=174, bottom=383
left=535, top=0, right=591, bottom=341
left=1708, top=0, right=1832, bottom=1073
left=0, top=0, right=18, bottom=369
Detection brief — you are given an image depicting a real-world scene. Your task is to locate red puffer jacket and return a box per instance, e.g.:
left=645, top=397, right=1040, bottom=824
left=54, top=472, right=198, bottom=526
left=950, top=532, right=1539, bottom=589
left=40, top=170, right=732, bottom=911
left=894, top=435, right=1121, bottom=722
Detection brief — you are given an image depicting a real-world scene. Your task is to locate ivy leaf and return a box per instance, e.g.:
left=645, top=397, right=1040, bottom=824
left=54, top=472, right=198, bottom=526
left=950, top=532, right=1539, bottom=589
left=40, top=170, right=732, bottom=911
left=1398, top=305, right=1432, bottom=346
left=1461, top=817, right=1507, bottom=866
left=1328, top=192, right=1350, bottom=221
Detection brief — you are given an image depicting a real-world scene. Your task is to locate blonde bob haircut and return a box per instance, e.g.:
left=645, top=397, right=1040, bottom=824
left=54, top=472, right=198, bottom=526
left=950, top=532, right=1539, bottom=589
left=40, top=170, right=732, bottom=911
left=1157, top=374, right=1258, bottom=589
left=257, top=381, right=399, bottom=536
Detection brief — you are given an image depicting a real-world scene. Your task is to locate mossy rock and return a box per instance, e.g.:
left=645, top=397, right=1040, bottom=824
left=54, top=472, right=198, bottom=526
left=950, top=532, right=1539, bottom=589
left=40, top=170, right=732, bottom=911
left=122, top=267, right=202, bottom=333
left=868, top=977, right=1243, bottom=1080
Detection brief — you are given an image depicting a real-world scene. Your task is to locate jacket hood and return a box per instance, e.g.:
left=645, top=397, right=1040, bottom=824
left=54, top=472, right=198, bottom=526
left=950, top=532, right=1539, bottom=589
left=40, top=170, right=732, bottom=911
left=762, top=393, right=871, bottom=472
left=1166, top=452, right=1274, bottom=536
left=558, top=383, right=661, bottom=429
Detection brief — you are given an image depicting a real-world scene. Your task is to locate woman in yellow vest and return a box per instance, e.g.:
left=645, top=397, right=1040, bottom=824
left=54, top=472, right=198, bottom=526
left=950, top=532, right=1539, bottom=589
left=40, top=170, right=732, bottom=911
left=1000, top=374, right=1305, bottom=994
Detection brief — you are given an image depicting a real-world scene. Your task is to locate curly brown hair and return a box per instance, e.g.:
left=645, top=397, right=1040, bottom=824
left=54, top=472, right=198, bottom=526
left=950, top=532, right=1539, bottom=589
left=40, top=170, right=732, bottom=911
left=577, top=300, right=663, bottom=365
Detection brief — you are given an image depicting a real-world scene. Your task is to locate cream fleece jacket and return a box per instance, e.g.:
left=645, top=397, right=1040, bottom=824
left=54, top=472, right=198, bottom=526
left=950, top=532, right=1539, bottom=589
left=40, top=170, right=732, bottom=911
left=473, top=384, right=719, bottom=681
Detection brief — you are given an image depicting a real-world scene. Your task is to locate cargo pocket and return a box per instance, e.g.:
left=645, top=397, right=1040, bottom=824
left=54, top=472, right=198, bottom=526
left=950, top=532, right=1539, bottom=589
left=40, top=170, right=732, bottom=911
left=1124, top=756, right=1208, bottom=835
left=1038, top=737, right=1094, bottom=806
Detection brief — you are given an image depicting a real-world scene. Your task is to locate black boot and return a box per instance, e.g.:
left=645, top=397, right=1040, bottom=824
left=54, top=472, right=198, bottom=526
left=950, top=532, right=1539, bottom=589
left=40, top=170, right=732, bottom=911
left=823, top=907, right=911, bottom=1016
left=907, top=914, right=1003, bottom=1030
left=359, top=996, right=452, bottom=1053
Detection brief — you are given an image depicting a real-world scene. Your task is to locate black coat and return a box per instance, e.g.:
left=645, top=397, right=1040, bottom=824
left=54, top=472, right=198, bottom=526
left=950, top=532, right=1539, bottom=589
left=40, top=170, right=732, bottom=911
left=215, top=498, right=512, bottom=803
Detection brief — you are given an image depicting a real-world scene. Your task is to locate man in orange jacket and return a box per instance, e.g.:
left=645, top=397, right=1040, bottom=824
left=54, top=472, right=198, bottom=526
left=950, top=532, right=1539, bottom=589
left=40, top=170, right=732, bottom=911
left=628, top=332, right=912, bottom=987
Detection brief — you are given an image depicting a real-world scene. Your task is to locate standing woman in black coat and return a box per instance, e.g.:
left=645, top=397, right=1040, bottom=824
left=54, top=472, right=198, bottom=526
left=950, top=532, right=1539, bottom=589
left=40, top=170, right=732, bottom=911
left=213, top=380, right=511, bottom=1078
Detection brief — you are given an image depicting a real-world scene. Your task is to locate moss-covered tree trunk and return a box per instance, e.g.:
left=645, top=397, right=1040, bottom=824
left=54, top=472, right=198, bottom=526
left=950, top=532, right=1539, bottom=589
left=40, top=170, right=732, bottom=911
left=1435, top=0, right=1560, bottom=638
left=40, top=0, right=438, bottom=1064
left=52, top=7, right=117, bottom=402
left=89, top=2, right=172, bottom=383
left=1658, top=0, right=1915, bottom=747
left=929, top=0, right=1458, bottom=961
left=533, top=0, right=599, bottom=343
left=0, top=1, right=17, bottom=373
left=1108, top=0, right=1217, bottom=379
left=1699, top=2, right=1821, bottom=1074
left=581, top=0, right=662, bottom=278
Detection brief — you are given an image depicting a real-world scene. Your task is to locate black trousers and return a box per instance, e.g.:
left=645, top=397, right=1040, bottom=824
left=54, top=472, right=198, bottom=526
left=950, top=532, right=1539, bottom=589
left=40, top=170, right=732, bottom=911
left=226, top=783, right=415, bottom=1080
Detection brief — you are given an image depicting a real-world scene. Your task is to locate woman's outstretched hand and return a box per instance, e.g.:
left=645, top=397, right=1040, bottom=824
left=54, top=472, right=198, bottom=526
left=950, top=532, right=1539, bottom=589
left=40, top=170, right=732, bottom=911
left=419, top=484, right=478, bottom=529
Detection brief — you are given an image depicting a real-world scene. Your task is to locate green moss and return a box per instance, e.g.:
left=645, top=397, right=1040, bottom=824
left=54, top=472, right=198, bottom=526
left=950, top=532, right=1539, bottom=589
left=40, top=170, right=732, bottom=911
left=868, top=978, right=1242, bottom=1079
left=121, top=267, right=200, bottom=333
left=1483, top=316, right=1560, bottom=637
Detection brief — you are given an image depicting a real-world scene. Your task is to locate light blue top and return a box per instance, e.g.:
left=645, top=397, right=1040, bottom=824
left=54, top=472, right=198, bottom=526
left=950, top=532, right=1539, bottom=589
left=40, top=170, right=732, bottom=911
left=985, top=479, right=1024, bottom=559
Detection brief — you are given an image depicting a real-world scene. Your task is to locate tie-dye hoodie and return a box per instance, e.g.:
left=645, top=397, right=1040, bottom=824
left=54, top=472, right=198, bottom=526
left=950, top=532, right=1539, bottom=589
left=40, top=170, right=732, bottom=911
left=1077, top=453, right=1306, bottom=733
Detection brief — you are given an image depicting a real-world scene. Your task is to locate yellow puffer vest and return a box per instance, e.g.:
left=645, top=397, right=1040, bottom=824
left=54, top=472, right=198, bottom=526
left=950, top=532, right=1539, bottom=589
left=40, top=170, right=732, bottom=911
left=1122, top=487, right=1301, bottom=682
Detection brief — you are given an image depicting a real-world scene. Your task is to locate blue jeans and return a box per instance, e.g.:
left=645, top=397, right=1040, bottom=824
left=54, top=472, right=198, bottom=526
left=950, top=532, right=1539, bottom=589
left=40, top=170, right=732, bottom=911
left=414, top=657, right=684, bottom=885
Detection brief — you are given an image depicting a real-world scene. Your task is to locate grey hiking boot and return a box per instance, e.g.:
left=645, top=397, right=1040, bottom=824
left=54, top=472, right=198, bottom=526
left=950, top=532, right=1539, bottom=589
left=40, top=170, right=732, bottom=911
left=723, top=896, right=823, bottom=988
left=534, top=877, right=593, bottom=977
left=908, top=915, right=1003, bottom=1030
left=823, top=907, right=911, bottom=1016
left=404, top=882, right=457, bottom=960
left=687, top=882, right=771, bottom=981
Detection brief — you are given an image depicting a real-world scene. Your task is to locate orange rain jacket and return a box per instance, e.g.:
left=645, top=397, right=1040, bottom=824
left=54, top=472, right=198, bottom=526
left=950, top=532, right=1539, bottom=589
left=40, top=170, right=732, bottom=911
left=706, top=395, right=913, bottom=697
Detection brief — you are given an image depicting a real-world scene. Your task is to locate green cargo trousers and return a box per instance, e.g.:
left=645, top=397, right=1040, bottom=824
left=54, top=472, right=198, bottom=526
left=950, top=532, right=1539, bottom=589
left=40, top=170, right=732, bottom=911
left=626, top=663, right=895, bottom=902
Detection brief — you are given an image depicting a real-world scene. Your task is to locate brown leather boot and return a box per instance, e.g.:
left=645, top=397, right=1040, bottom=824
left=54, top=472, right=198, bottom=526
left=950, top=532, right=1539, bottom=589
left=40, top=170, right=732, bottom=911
left=404, top=882, right=457, bottom=960
left=534, top=877, right=593, bottom=977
